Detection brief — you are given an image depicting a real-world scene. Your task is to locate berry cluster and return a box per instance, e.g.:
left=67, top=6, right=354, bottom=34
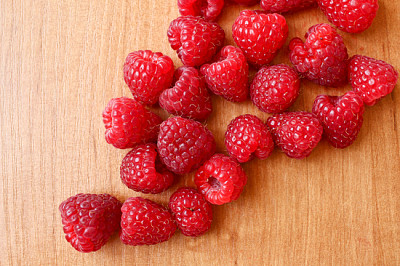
left=59, top=0, right=398, bottom=253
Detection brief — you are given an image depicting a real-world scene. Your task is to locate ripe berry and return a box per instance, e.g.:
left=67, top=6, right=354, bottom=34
left=231, top=0, right=259, bottom=6
left=261, top=0, right=317, bottom=13
left=178, top=0, right=224, bottom=21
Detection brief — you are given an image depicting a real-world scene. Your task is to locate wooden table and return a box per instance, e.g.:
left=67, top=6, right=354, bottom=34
left=1, top=0, right=400, bottom=265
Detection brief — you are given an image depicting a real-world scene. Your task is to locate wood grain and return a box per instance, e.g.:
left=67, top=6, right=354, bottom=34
left=1, top=0, right=400, bottom=265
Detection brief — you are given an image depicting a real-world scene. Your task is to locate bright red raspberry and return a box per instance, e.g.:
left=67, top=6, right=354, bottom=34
left=177, top=0, right=224, bottom=21
left=232, top=10, right=288, bottom=67
left=250, top=64, right=300, bottom=113
left=120, top=144, right=175, bottom=194
left=144, top=112, right=163, bottom=142
left=168, top=16, right=225, bottom=67
left=318, top=0, right=379, bottom=33
left=120, top=197, right=177, bottom=246
left=312, top=91, right=364, bottom=149
left=200, top=46, right=249, bottom=102
left=195, top=154, right=247, bottom=205
left=231, top=0, right=259, bottom=6
left=225, top=114, right=274, bottom=163
left=261, top=0, right=317, bottom=13
left=289, top=24, right=348, bottom=87
left=59, top=193, right=122, bottom=253
left=267, top=112, right=323, bottom=159
left=169, top=187, right=213, bottom=237
left=159, top=67, right=212, bottom=121
left=123, top=50, right=174, bottom=105
left=157, top=116, right=216, bottom=174
left=349, top=55, right=398, bottom=106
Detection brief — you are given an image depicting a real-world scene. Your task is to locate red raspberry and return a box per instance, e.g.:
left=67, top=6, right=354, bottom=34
left=169, top=187, right=213, bottom=237
left=232, top=10, right=288, bottom=67
left=260, top=0, right=317, bottom=13
left=349, top=55, right=398, bottom=106
left=123, top=50, right=174, bottom=105
left=266, top=112, right=323, bottom=159
left=195, top=154, right=247, bottom=205
left=225, top=114, right=274, bottom=163
left=177, top=0, right=224, bottom=21
left=157, top=116, right=216, bottom=174
left=59, top=193, right=122, bottom=253
left=312, top=91, right=364, bottom=149
left=230, top=0, right=259, bottom=6
left=120, top=144, right=175, bottom=194
left=102, top=97, right=162, bottom=149
left=168, top=16, right=225, bottom=67
left=159, top=67, right=212, bottom=121
left=318, top=0, right=379, bottom=33
left=250, top=64, right=300, bottom=114
left=200, top=46, right=249, bottom=102
left=120, top=197, right=177, bottom=246
left=289, top=24, right=348, bottom=87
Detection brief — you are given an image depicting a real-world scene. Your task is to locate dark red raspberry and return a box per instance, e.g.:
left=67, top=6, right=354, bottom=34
left=349, top=55, right=398, bottom=106
left=123, top=50, right=174, bottom=105
left=318, top=0, right=379, bottom=33
left=200, top=46, right=249, bottom=102
left=177, top=0, right=224, bottom=21
left=267, top=112, right=323, bottom=159
left=225, top=114, right=274, bottom=163
left=168, top=16, right=225, bottom=67
left=289, top=24, right=348, bottom=87
left=195, top=154, right=247, bottom=205
left=120, top=144, right=175, bottom=194
left=230, top=0, right=259, bottom=5
left=120, top=197, right=177, bottom=246
left=59, top=193, right=122, bottom=253
left=157, top=116, right=216, bottom=174
left=169, top=187, right=213, bottom=237
left=250, top=64, right=300, bottom=114
left=312, top=91, right=364, bottom=149
left=261, top=0, right=317, bottom=13
left=232, top=10, right=288, bottom=67
left=159, top=67, right=212, bottom=121
left=102, top=97, right=162, bottom=149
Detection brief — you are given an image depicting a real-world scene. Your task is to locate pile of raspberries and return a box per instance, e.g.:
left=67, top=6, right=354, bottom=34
left=59, top=0, right=398, bottom=253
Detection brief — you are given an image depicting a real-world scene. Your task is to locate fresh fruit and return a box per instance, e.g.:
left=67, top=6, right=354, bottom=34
left=250, top=64, right=300, bottom=113
left=123, top=50, right=174, bottom=105
left=120, top=197, right=177, bottom=246
left=232, top=10, right=288, bottom=67
left=159, top=67, right=212, bottom=121
left=266, top=111, right=323, bottom=159
left=169, top=187, right=213, bottom=237
left=200, top=45, right=249, bottom=102
left=195, top=154, right=247, bottom=205
left=178, top=0, right=224, bottom=21
left=260, top=0, right=317, bottom=13
left=312, top=91, right=364, bottom=149
left=225, top=114, right=274, bottom=163
left=231, top=0, right=259, bottom=6
left=168, top=16, right=225, bottom=67
left=289, top=23, right=348, bottom=87
left=59, top=193, right=122, bottom=253
left=157, top=116, right=216, bottom=174
left=349, top=55, right=398, bottom=106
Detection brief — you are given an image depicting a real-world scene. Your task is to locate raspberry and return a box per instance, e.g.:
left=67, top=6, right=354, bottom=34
left=266, top=112, right=323, bottom=159
left=120, top=197, right=177, bottom=246
left=232, top=10, right=288, bottom=67
left=120, top=144, right=175, bottom=194
left=102, top=97, right=162, bottom=149
left=168, top=16, right=225, bottom=67
left=289, top=23, right=349, bottom=87
left=123, top=50, right=174, bottom=105
left=318, top=0, right=379, bottom=33
left=195, top=154, right=247, bottom=205
left=349, top=55, right=398, bottom=106
left=200, top=46, right=249, bottom=102
left=312, top=91, right=364, bottom=149
left=159, top=67, right=212, bottom=121
left=157, top=116, right=216, bottom=174
left=260, top=0, right=317, bottom=13
left=250, top=64, right=300, bottom=114
left=177, top=0, right=224, bottom=21
left=169, top=187, right=213, bottom=237
left=225, top=114, right=274, bottom=163
left=230, top=0, right=259, bottom=6
left=59, top=193, right=122, bottom=253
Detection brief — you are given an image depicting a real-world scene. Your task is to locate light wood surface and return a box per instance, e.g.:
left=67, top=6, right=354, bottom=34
left=1, top=0, right=400, bottom=265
